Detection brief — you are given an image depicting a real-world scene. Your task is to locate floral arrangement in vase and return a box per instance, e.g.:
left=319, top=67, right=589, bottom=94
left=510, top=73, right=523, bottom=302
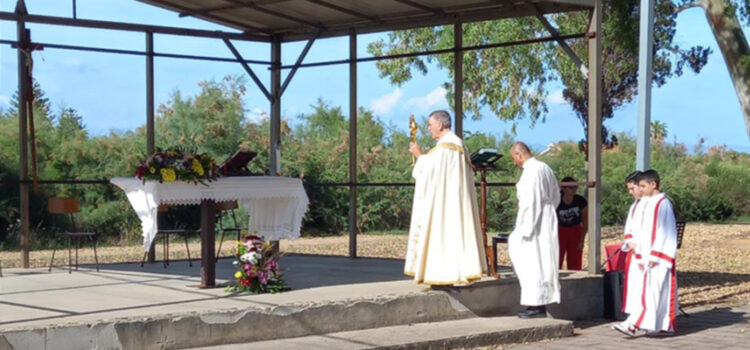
left=135, top=147, right=219, bottom=185
left=226, top=235, right=286, bottom=294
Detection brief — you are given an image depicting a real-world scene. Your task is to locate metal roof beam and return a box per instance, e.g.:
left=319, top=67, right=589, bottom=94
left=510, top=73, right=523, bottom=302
left=224, top=0, right=325, bottom=29
left=0, top=11, right=269, bottom=42
left=222, top=37, right=273, bottom=101
left=392, top=0, right=445, bottom=16
left=143, top=0, right=274, bottom=35
left=279, top=31, right=320, bottom=97
left=306, top=0, right=382, bottom=24
left=532, top=3, right=587, bottom=77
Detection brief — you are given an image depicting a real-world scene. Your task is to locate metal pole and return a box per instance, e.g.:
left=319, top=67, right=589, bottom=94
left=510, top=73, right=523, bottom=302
left=146, top=31, right=156, bottom=263
left=349, top=32, right=358, bottom=258
left=270, top=38, right=281, bottom=175
left=636, top=0, right=654, bottom=171
left=454, top=21, right=463, bottom=138
left=16, top=0, right=30, bottom=268
left=587, top=0, right=603, bottom=275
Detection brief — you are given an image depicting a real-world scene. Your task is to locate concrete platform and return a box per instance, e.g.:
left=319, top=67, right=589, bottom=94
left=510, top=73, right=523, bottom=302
left=190, top=316, right=574, bottom=350
left=0, top=255, right=601, bottom=349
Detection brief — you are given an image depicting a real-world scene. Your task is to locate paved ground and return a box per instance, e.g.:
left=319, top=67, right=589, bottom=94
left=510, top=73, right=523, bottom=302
left=507, top=305, right=750, bottom=349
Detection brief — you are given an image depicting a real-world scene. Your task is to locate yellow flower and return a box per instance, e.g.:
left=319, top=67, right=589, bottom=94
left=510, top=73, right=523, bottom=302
left=192, top=159, right=205, bottom=176
left=234, top=271, right=242, bottom=279
left=160, top=168, right=176, bottom=182
left=149, top=167, right=156, bottom=174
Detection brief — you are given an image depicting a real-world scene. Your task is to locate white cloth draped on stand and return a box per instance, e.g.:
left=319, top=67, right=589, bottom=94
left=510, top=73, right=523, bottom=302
left=111, top=177, right=309, bottom=251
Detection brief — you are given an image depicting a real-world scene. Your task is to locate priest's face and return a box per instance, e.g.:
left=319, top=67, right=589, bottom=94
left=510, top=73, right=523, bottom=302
left=427, top=116, right=445, bottom=141
left=626, top=181, right=642, bottom=199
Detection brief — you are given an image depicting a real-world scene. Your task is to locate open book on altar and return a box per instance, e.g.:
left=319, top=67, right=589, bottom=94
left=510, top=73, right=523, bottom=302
left=218, top=150, right=260, bottom=176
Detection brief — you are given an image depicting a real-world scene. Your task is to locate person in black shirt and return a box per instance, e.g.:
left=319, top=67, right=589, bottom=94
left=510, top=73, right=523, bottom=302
left=556, top=176, right=588, bottom=270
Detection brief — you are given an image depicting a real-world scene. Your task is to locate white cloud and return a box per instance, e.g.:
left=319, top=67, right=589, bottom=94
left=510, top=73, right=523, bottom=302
left=547, top=89, right=567, bottom=105
left=406, top=87, right=448, bottom=112
left=0, top=95, right=9, bottom=109
left=370, top=88, right=403, bottom=115
left=246, top=107, right=268, bottom=123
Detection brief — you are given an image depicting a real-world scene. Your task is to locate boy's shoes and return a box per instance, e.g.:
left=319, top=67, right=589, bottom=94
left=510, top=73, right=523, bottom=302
left=518, top=305, right=547, bottom=319
left=611, top=322, right=638, bottom=337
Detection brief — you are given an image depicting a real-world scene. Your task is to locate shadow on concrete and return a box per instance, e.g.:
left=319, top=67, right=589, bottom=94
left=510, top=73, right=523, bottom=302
left=107, top=254, right=411, bottom=290
left=672, top=307, right=749, bottom=337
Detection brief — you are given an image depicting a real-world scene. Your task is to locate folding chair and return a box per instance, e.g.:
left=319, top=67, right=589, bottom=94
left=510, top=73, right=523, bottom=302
left=48, top=197, right=99, bottom=273
left=215, top=200, right=244, bottom=261
left=141, top=204, right=198, bottom=268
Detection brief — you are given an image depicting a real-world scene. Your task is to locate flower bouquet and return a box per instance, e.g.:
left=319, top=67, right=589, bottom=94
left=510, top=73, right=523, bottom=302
left=226, top=235, right=286, bottom=294
left=135, top=147, right=219, bottom=185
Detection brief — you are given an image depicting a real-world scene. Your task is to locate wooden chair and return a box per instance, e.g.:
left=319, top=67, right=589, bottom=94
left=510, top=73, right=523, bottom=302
left=141, top=204, right=197, bottom=268
left=215, top=200, right=244, bottom=261
left=48, top=197, right=99, bottom=273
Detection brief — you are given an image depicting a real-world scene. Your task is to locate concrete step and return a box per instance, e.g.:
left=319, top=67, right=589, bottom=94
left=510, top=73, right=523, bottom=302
left=189, top=316, right=574, bottom=350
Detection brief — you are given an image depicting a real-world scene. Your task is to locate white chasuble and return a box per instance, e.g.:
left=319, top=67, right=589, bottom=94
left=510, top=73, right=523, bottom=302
left=508, top=157, right=561, bottom=306
left=404, top=131, right=487, bottom=285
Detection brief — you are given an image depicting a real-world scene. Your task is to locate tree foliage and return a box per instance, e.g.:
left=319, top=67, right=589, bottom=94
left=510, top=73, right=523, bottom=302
left=368, top=1, right=713, bottom=144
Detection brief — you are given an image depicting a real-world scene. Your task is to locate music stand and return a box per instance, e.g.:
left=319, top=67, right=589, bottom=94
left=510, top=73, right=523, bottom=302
left=470, top=148, right=504, bottom=278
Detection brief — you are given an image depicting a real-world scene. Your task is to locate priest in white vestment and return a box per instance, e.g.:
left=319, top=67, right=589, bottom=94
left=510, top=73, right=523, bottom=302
left=404, top=110, right=487, bottom=285
left=508, top=142, right=561, bottom=318
left=613, top=169, right=679, bottom=336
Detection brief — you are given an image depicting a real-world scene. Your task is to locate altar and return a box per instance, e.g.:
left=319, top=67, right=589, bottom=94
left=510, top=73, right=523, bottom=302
left=111, top=176, right=309, bottom=287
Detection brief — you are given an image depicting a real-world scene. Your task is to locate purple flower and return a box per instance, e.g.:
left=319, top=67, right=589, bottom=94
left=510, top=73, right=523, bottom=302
left=266, top=260, right=278, bottom=272
left=257, top=271, right=269, bottom=285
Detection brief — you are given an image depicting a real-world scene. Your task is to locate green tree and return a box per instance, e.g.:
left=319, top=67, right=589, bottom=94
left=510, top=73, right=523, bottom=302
left=368, top=1, right=712, bottom=145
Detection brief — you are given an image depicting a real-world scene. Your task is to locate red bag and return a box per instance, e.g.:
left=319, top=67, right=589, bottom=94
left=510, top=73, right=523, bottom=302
left=603, top=243, right=628, bottom=272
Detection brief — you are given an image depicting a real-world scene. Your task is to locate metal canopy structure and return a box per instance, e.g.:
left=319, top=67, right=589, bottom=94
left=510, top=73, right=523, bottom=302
left=7, top=0, right=603, bottom=277
left=137, top=0, right=593, bottom=41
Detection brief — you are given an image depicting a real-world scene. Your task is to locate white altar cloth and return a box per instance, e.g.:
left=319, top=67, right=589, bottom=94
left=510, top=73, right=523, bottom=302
left=111, top=177, right=309, bottom=251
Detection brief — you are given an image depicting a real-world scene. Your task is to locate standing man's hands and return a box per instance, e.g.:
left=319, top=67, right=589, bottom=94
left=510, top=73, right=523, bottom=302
left=409, top=142, right=423, bottom=158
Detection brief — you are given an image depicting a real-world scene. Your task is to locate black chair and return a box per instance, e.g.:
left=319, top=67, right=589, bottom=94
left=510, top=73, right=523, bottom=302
left=141, top=204, right=198, bottom=268
left=215, top=200, right=244, bottom=261
left=48, top=197, right=99, bottom=273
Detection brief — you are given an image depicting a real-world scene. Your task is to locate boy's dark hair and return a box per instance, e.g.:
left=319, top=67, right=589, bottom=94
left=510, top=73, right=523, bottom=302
left=625, top=171, right=642, bottom=184
left=561, top=176, right=577, bottom=183
left=638, top=169, right=660, bottom=188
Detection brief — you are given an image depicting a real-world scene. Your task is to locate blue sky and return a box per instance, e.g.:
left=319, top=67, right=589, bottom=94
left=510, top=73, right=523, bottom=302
left=1, top=0, right=748, bottom=153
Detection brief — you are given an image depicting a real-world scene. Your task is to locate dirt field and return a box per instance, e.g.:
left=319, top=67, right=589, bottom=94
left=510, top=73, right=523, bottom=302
left=2, top=223, right=748, bottom=307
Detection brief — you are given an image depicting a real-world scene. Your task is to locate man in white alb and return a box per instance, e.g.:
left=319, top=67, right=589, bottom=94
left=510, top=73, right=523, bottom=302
left=403, top=110, right=487, bottom=285
left=508, top=142, right=561, bottom=318
left=620, top=171, right=645, bottom=319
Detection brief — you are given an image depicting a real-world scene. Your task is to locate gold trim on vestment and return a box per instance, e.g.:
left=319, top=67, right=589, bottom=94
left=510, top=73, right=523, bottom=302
left=404, top=271, right=415, bottom=277
left=414, top=273, right=482, bottom=286
left=427, top=142, right=465, bottom=155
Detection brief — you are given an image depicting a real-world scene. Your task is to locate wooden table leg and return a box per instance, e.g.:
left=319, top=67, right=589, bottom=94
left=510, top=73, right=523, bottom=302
left=200, top=199, right=216, bottom=288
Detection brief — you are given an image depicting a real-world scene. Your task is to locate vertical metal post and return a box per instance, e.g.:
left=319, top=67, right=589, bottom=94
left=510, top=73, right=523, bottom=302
left=349, top=32, right=358, bottom=258
left=146, top=31, right=156, bottom=263
left=200, top=199, right=216, bottom=287
left=454, top=21, right=463, bottom=138
left=16, top=0, right=30, bottom=268
left=587, top=0, right=603, bottom=275
left=636, top=0, right=654, bottom=171
left=270, top=38, right=282, bottom=176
